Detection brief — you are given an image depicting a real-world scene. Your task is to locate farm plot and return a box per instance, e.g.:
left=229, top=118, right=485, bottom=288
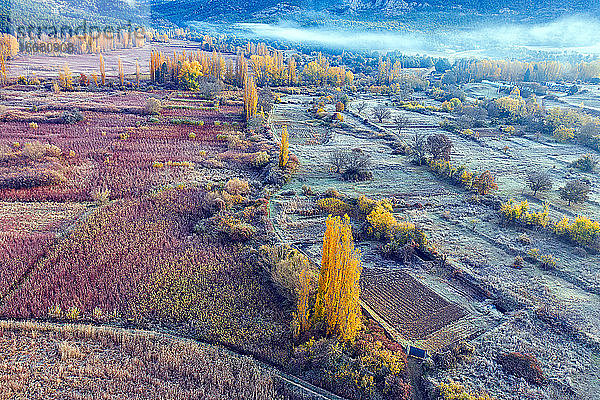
left=271, top=101, right=450, bottom=199
left=0, top=83, right=292, bottom=366
left=0, top=187, right=293, bottom=365
left=271, top=92, right=600, bottom=358
left=361, top=268, right=467, bottom=342
left=5, top=39, right=220, bottom=79
left=270, top=96, right=495, bottom=351
left=0, top=89, right=244, bottom=201
left=426, top=309, right=600, bottom=400
left=433, top=128, right=600, bottom=219
left=0, top=201, right=88, bottom=299
left=393, top=122, right=600, bottom=296
left=0, top=320, right=282, bottom=400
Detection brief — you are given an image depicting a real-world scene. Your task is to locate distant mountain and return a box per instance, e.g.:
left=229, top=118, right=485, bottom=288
left=8, top=0, right=149, bottom=30
left=148, top=0, right=599, bottom=26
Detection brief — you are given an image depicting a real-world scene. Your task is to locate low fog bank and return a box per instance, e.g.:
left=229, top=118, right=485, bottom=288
left=195, top=15, right=600, bottom=59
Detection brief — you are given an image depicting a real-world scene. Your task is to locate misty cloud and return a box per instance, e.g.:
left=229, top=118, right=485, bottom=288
left=230, top=16, right=600, bottom=58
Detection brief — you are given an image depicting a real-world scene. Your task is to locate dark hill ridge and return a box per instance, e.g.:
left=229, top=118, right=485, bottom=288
left=146, top=0, right=599, bottom=25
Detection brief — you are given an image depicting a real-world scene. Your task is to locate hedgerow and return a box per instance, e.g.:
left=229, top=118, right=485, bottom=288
left=429, top=159, right=498, bottom=195
left=438, top=381, right=495, bottom=400
left=500, top=199, right=600, bottom=248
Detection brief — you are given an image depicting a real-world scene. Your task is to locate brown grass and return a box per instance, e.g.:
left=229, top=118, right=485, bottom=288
left=0, top=319, right=281, bottom=400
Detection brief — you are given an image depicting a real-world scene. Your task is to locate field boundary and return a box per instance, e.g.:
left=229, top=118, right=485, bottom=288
left=0, top=202, right=100, bottom=310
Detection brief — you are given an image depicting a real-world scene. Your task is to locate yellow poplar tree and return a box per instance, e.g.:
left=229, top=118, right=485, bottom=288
left=294, top=269, right=312, bottom=338
left=243, top=76, right=257, bottom=121
left=59, top=63, right=73, bottom=90
left=99, top=54, right=106, bottom=85
left=118, top=57, right=124, bottom=86
left=150, top=50, right=155, bottom=82
left=314, top=215, right=362, bottom=341
left=136, top=60, right=140, bottom=86
left=279, top=125, right=289, bottom=169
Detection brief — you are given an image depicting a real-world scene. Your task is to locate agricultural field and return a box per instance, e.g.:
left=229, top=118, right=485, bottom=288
left=6, top=40, right=212, bottom=79
left=2, top=7, right=600, bottom=398
left=0, top=320, right=286, bottom=399
left=269, top=86, right=600, bottom=399
left=0, top=79, right=294, bottom=372
left=360, top=268, right=466, bottom=342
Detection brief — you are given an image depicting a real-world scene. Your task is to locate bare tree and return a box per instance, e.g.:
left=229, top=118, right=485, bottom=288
left=328, top=148, right=348, bottom=173
left=560, top=180, right=590, bottom=206
left=410, top=132, right=427, bottom=165
left=427, top=133, right=453, bottom=161
left=526, top=171, right=553, bottom=196
left=328, top=148, right=372, bottom=181
left=393, top=115, right=409, bottom=135
left=355, top=101, right=367, bottom=115
left=342, top=148, right=372, bottom=181
left=578, top=123, right=600, bottom=145
left=373, top=105, right=391, bottom=123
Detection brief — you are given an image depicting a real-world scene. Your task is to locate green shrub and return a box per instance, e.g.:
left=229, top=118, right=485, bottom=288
left=170, top=118, right=204, bottom=126
left=215, top=215, right=257, bottom=241
left=252, top=151, right=269, bottom=168
left=259, top=244, right=316, bottom=301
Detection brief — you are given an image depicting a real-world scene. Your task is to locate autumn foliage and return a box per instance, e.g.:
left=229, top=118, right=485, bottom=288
left=118, top=57, right=124, bottom=86
left=295, top=269, right=312, bottom=337
left=244, top=76, right=258, bottom=121
left=279, top=126, right=289, bottom=169
left=314, top=215, right=362, bottom=342
left=99, top=55, right=106, bottom=86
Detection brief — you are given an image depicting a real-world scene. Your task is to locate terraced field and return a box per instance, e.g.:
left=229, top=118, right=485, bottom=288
left=270, top=91, right=600, bottom=397
left=269, top=94, right=498, bottom=353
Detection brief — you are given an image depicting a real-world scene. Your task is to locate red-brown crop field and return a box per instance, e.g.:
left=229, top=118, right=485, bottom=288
left=361, top=268, right=466, bottom=341
left=0, top=82, right=293, bottom=372
left=1, top=187, right=291, bottom=363
left=0, top=91, right=247, bottom=202
left=0, top=201, right=87, bottom=299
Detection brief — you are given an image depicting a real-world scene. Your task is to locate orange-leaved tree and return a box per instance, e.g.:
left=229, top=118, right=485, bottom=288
left=118, top=57, right=124, bottom=86
left=279, top=125, right=289, bottom=169
left=314, top=214, right=362, bottom=341
left=136, top=60, right=140, bottom=86
left=473, top=170, right=498, bottom=195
